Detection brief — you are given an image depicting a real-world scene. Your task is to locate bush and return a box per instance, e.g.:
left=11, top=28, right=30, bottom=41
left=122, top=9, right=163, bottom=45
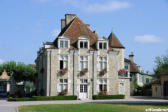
left=134, top=84, right=152, bottom=96
left=92, top=94, right=125, bottom=100
left=8, top=95, right=77, bottom=101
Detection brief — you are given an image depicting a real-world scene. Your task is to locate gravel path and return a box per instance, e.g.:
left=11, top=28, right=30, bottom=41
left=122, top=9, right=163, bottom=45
left=0, top=97, right=167, bottom=112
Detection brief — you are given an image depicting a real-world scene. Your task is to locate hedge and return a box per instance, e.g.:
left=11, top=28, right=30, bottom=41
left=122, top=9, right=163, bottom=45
left=92, top=94, right=125, bottom=100
left=8, top=95, right=77, bottom=101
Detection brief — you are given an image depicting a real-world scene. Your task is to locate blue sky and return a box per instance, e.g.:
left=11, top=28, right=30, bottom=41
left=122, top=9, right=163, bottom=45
left=0, top=0, right=168, bottom=73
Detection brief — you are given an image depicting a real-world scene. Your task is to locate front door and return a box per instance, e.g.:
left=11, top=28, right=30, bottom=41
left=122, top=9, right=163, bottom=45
left=79, top=79, right=88, bottom=99
left=119, top=83, right=125, bottom=94
left=164, top=81, right=168, bottom=96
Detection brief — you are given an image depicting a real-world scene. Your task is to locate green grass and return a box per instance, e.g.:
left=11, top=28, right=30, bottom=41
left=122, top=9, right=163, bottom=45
left=19, top=104, right=168, bottom=112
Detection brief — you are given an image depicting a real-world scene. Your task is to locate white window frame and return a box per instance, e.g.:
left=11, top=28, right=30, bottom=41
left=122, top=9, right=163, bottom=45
left=98, top=57, right=107, bottom=71
left=97, top=40, right=108, bottom=50
left=78, top=36, right=90, bottom=49
left=99, top=42, right=107, bottom=50
left=59, top=56, right=68, bottom=69
left=59, top=79, right=68, bottom=92
left=58, top=36, right=70, bottom=49
left=80, top=56, right=88, bottom=70
left=98, top=79, right=107, bottom=92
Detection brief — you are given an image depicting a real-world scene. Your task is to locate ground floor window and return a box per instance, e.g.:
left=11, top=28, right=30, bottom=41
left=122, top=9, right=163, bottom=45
left=98, top=79, right=107, bottom=95
left=59, top=79, right=68, bottom=91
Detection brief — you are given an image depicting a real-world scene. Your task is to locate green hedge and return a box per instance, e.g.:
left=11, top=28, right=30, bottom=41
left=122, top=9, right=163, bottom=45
left=92, top=94, right=125, bottom=100
left=8, top=95, right=77, bottom=101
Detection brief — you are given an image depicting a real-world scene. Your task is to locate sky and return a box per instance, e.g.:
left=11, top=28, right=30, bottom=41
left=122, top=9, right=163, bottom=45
left=0, top=0, right=168, bottom=73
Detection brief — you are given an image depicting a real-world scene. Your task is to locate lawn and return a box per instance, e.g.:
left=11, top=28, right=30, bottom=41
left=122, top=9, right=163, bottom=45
left=19, top=104, right=168, bottom=112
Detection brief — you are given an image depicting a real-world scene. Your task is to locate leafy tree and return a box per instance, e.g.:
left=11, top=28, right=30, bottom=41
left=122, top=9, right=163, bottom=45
left=154, top=55, right=168, bottom=78
left=0, top=61, right=36, bottom=82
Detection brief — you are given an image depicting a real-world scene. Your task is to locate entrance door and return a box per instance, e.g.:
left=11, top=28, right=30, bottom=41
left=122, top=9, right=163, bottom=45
left=119, top=83, right=125, bottom=94
left=79, top=79, right=88, bottom=99
left=164, top=81, right=168, bottom=96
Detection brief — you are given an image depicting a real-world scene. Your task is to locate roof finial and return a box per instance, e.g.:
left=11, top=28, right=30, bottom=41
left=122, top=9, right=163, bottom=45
left=111, top=27, right=114, bottom=34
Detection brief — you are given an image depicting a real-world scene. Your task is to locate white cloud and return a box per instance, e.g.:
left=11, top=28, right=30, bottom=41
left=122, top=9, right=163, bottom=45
left=0, top=59, right=4, bottom=64
left=134, top=35, right=164, bottom=44
left=51, top=29, right=60, bottom=37
left=84, top=1, right=131, bottom=13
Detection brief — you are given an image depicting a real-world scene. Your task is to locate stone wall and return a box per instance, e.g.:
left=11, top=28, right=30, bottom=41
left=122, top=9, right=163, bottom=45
left=36, top=47, right=130, bottom=99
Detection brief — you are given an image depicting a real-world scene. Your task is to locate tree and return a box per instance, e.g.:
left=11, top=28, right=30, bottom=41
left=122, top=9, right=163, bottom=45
left=154, top=55, right=168, bottom=78
left=0, top=61, right=36, bottom=82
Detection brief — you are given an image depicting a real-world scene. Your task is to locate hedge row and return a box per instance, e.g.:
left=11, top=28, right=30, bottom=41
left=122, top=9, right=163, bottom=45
left=92, top=94, right=125, bottom=100
left=8, top=95, right=77, bottom=101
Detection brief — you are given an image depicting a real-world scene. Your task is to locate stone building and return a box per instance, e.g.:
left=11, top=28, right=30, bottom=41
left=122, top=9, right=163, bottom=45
left=152, top=69, right=168, bottom=98
left=35, top=14, right=130, bottom=99
left=0, top=70, right=16, bottom=96
left=125, top=52, right=153, bottom=95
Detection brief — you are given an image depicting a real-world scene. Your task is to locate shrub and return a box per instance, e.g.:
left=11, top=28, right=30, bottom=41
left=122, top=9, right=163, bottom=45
left=8, top=95, right=77, bottom=101
left=92, top=94, right=125, bottom=100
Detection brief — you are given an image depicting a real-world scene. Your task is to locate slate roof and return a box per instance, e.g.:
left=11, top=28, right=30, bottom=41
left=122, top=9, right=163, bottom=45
left=53, top=16, right=124, bottom=50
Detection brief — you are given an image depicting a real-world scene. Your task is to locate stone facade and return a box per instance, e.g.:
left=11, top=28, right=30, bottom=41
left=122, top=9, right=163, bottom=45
left=35, top=14, right=130, bottom=99
left=152, top=71, right=168, bottom=98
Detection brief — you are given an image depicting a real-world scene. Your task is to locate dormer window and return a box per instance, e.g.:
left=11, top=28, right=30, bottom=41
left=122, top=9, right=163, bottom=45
left=80, top=41, right=88, bottom=49
left=58, top=36, right=70, bottom=49
left=60, top=40, right=68, bottom=48
left=97, top=38, right=108, bottom=50
left=78, top=36, right=90, bottom=49
left=99, top=42, right=107, bottom=49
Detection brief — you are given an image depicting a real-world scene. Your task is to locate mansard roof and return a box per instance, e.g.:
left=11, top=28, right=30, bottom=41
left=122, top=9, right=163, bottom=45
left=53, top=15, right=124, bottom=50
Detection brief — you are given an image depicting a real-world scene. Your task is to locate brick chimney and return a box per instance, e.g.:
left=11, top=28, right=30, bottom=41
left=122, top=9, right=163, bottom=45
left=65, top=14, right=76, bottom=26
left=61, top=19, right=65, bottom=30
left=129, top=52, right=134, bottom=62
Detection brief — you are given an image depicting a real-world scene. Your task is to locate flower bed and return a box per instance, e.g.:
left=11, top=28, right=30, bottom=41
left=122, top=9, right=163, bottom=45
left=99, top=68, right=107, bottom=76
left=60, top=68, right=68, bottom=75
left=80, top=68, right=88, bottom=75
left=118, top=69, right=128, bottom=77
left=59, top=88, right=68, bottom=96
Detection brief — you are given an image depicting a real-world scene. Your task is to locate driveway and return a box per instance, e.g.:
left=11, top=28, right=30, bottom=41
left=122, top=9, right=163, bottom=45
left=0, top=97, right=168, bottom=112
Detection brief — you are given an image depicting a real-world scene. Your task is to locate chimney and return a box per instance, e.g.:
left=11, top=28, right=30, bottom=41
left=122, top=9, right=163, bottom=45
left=129, top=52, right=134, bottom=62
left=61, top=19, right=65, bottom=30
left=65, top=14, right=76, bottom=26
left=86, top=24, right=90, bottom=28
left=137, top=66, right=141, bottom=71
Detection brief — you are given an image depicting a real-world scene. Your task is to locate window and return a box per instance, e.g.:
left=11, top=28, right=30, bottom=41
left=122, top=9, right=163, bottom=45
left=99, top=42, right=107, bottom=50
left=80, top=56, right=88, bottom=70
left=60, top=56, right=68, bottom=69
left=59, top=79, right=68, bottom=91
left=99, top=57, right=107, bottom=71
left=146, top=78, right=150, bottom=84
left=125, top=65, right=128, bottom=70
left=79, top=41, right=88, bottom=49
left=80, top=79, right=88, bottom=84
left=139, top=75, right=143, bottom=82
left=99, top=79, right=107, bottom=92
left=60, top=40, right=68, bottom=48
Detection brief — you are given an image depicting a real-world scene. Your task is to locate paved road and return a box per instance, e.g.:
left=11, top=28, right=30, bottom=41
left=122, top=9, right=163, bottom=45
left=0, top=97, right=168, bottom=112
